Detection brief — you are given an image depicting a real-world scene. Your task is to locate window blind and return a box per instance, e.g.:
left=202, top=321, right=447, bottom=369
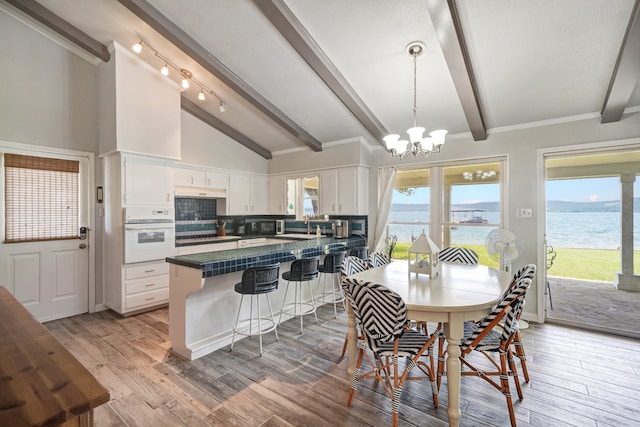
left=4, top=153, right=79, bottom=243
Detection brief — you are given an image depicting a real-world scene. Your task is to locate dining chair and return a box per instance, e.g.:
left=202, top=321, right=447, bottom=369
left=502, top=264, right=537, bottom=383
left=454, top=275, right=533, bottom=427
left=435, top=264, right=537, bottom=388
left=339, top=255, right=370, bottom=357
left=368, top=251, right=391, bottom=268
left=342, top=277, right=439, bottom=427
left=437, top=246, right=479, bottom=264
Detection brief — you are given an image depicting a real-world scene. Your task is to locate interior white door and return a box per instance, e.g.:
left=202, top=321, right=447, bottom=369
left=0, top=147, right=91, bottom=322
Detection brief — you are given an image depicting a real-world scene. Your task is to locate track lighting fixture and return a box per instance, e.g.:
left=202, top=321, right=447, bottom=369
left=132, top=37, right=226, bottom=110
left=132, top=40, right=142, bottom=54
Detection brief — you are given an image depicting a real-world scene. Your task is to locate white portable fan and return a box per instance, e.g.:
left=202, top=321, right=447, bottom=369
left=485, top=228, right=524, bottom=273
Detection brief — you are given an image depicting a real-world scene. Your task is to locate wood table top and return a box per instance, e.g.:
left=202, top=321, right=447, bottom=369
left=0, top=286, right=109, bottom=426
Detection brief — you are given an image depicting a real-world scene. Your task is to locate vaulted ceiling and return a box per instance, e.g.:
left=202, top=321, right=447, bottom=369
left=4, top=0, right=640, bottom=159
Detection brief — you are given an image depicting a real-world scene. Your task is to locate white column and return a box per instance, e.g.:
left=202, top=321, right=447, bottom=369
left=615, top=174, right=640, bottom=291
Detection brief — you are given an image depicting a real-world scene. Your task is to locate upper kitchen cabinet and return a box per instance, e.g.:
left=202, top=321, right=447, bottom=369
left=98, top=42, right=181, bottom=159
left=228, top=173, right=268, bottom=215
left=320, top=167, right=369, bottom=215
left=174, top=165, right=228, bottom=190
left=174, top=165, right=206, bottom=187
left=268, top=175, right=287, bottom=215
left=123, top=154, right=174, bottom=207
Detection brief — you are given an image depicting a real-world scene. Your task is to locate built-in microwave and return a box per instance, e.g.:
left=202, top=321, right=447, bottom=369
left=258, top=220, right=276, bottom=235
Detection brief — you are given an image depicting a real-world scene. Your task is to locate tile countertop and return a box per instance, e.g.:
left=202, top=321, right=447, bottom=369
left=166, top=236, right=367, bottom=278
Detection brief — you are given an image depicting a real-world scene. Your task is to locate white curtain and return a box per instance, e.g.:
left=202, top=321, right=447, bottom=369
left=371, top=166, right=398, bottom=254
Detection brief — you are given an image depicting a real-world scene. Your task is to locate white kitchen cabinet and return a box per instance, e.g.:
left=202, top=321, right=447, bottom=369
left=123, top=155, right=174, bottom=207
left=174, top=166, right=228, bottom=190
left=105, top=260, right=170, bottom=315
left=320, top=166, right=368, bottom=215
left=269, top=175, right=287, bottom=215
left=228, top=173, right=268, bottom=214
left=205, top=170, right=228, bottom=190
left=251, top=175, right=269, bottom=214
left=174, top=166, right=206, bottom=187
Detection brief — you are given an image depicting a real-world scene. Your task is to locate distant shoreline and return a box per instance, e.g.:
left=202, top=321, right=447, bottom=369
left=392, top=198, right=639, bottom=213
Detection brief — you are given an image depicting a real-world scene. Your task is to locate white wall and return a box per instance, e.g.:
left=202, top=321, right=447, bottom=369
left=180, top=110, right=268, bottom=174
left=0, top=10, right=98, bottom=152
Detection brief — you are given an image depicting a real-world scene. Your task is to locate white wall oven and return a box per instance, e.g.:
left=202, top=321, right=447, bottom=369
left=123, top=207, right=175, bottom=264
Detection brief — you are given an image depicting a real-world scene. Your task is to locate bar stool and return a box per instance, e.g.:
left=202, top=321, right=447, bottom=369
left=278, top=257, right=320, bottom=334
left=230, top=263, right=280, bottom=356
left=348, top=246, right=368, bottom=261
left=315, top=251, right=346, bottom=318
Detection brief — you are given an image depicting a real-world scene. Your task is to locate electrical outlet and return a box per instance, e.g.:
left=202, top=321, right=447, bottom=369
left=516, top=208, right=533, bottom=218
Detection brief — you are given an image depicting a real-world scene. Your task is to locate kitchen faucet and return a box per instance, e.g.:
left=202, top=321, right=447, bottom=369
left=304, top=216, right=311, bottom=234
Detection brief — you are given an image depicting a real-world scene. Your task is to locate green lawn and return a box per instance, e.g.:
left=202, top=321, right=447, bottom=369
left=392, top=243, right=637, bottom=282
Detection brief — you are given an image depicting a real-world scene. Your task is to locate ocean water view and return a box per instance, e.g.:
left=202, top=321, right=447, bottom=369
left=388, top=210, right=640, bottom=250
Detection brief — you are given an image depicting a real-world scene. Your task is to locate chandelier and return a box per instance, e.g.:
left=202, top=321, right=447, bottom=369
left=383, top=42, right=447, bottom=159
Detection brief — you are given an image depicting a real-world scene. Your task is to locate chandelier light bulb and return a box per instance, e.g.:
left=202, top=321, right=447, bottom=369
left=161, top=64, right=169, bottom=76
left=132, top=40, right=142, bottom=54
left=198, top=89, right=205, bottom=101
left=219, top=102, right=226, bottom=113
left=182, top=79, right=190, bottom=89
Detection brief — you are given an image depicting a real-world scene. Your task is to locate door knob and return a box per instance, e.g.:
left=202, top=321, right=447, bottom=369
left=79, top=243, right=87, bottom=249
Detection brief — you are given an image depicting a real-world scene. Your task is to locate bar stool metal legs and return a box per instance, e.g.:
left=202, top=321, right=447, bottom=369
left=278, top=257, right=320, bottom=334
left=230, top=264, right=280, bottom=356
left=316, top=251, right=346, bottom=318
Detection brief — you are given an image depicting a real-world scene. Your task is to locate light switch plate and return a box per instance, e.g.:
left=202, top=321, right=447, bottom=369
left=516, top=208, right=533, bottom=218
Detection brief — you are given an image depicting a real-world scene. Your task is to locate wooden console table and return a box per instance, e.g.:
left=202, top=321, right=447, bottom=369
left=0, top=286, right=110, bottom=426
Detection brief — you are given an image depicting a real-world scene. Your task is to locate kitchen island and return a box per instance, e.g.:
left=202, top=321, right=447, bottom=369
left=165, top=235, right=366, bottom=360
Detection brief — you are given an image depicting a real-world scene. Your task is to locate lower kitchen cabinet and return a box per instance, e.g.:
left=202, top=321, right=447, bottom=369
left=107, top=260, right=170, bottom=315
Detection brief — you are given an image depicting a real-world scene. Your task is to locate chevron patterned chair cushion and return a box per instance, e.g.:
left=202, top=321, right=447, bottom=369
left=368, top=251, right=391, bottom=269
left=342, top=277, right=438, bottom=427
left=437, top=246, right=479, bottom=265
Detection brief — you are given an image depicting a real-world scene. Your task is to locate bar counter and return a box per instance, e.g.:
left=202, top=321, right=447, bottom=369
left=165, top=236, right=365, bottom=360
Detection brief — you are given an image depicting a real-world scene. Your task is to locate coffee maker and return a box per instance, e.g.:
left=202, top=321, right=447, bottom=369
left=334, top=219, right=349, bottom=238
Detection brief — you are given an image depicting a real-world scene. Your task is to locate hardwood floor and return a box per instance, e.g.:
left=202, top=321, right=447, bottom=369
left=44, top=304, right=640, bottom=426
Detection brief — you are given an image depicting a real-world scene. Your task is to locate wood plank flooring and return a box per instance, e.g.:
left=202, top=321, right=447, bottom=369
left=44, top=304, right=640, bottom=426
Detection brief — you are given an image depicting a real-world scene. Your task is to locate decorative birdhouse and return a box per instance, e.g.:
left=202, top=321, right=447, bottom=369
left=407, top=232, right=441, bottom=277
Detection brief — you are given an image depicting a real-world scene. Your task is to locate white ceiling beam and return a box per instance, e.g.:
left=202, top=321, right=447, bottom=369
left=601, top=0, right=640, bottom=124
left=181, top=98, right=272, bottom=160
left=253, top=0, right=389, bottom=148
left=426, top=0, right=487, bottom=141
left=117, top=0, right=322, bottom=152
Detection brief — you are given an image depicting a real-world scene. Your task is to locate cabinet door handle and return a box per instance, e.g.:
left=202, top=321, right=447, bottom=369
left=144, top=283, right=155, bottom=287
left=144, top=269, right=156, bottom=273
left=145, top=296, right=156, bottom=301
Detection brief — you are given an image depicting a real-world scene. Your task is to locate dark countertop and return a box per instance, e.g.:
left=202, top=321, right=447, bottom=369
left=166, top=236, right=367, bottom=278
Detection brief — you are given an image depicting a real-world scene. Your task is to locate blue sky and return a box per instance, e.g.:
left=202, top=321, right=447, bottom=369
left=393, top=177, right=639, bottom=204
